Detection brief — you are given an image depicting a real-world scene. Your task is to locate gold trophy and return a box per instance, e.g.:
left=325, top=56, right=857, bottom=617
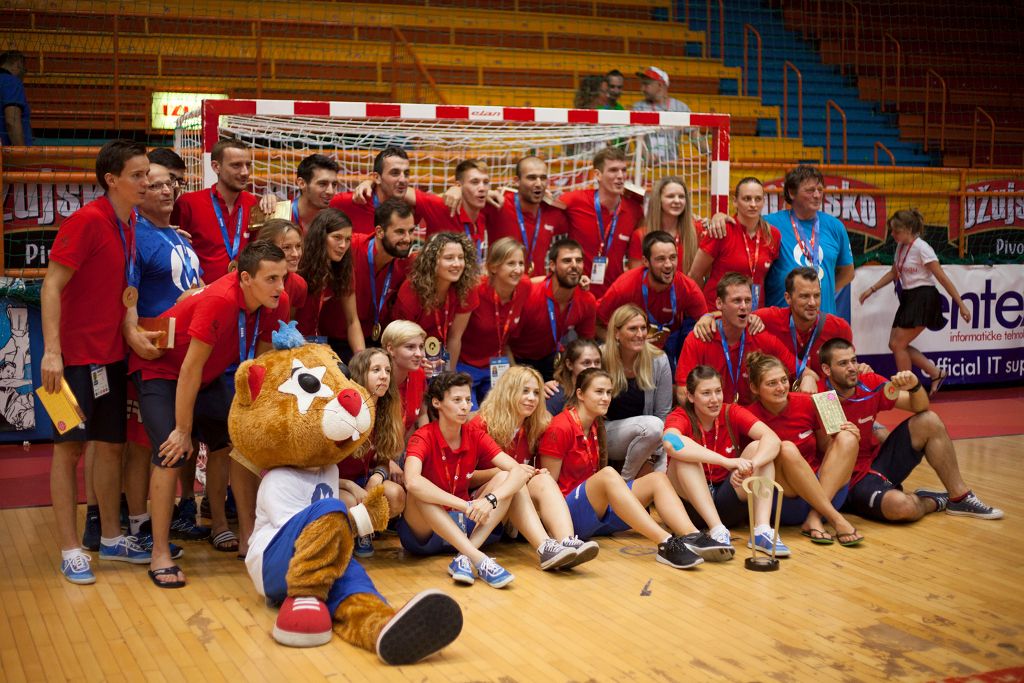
left=742, top=476, right=784, bottom=572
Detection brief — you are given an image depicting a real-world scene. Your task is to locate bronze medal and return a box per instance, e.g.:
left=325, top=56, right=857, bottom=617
left=372, top=323, right=382, bottom=342
left=122, top=286, right=139, bottom=308
left=228, top=259, right=238, bottom=272
left=883, top=382, right=899, bottom=400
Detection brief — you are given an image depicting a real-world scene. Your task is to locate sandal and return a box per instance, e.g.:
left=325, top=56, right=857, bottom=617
left=836, top=529, right=864, bottom=547
left=210, top=530, right=239, bottom=553
left=929, top=369, right=948, bottom=397
left=148, top=565, right=186, bottom=589
left=801, top=528, right=834, bottom=545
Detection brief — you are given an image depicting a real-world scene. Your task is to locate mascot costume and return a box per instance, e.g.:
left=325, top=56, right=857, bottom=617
left=229, top=322, right=462, bottom=664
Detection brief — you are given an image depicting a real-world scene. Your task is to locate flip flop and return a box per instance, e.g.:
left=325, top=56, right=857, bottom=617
left=801, top=528, right=834, bottom=545
left=148, top=565, right=186, bottom=589
left=836, top=529, right=864, bottom=547
left=210, top=530, right=239, bottom=552
left=929, top=370, right=948, bottom=397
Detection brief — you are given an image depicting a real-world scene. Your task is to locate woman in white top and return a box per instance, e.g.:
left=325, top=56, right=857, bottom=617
left=860, top=209, right=971, bottom=395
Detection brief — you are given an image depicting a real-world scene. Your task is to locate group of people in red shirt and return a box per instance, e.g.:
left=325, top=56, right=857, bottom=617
left=42, top=137, right=1002, bottom=591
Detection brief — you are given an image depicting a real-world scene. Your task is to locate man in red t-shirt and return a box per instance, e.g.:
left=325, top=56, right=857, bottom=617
left=596, top=230, right=707, bottom=348
left=328, top=147, right=432, bottom=234
left=172, top=139, right=261, bottom=284
left=273, top=153, right=338, bottom=233
left=509, top=239, right=597, bottom=380
left=415, top=159, right=492, bottom=261
left=130, top=241, right=290, bottom=586
left=818, top=338, right=1002, bottom=523
left=675, top=272, right=805, bottom=406
left=561, top=146, right=643, bottom=299
left=485, top=157, right=568, bottom=276
left=41, top=140, right=163, bottom=584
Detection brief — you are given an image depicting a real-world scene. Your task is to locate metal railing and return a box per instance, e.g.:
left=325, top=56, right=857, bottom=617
left=839, top=0, right=860, bottom=76
left=972, top=107, right=995, bottom=168
left=705, top=0, right=725, bottom=60
left=924, top=68, right=947, bottom=153
left=826, top=99, right=848, bottom=164
left=873, top=141, right=896, bottom=166
left=782, top=61, right=803, bottom=139
left=742, top=24, right=762, bottom=99
left=389, top=27, right=448, bottom=105
left=880, top=33, right=902, bottom=112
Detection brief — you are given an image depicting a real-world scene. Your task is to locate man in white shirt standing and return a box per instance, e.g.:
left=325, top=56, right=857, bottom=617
left=631, top=66, right=691, bottom=162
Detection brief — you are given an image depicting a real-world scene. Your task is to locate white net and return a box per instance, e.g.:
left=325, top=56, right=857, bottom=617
left=176, top=105, right=722, bottom=219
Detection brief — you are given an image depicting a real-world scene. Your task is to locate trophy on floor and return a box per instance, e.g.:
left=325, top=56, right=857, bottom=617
left=742, top=476, right=784, bottom=572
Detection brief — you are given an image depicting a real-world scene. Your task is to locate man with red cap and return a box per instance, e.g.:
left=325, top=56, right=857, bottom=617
left=631, top=66, right=691, bottom=162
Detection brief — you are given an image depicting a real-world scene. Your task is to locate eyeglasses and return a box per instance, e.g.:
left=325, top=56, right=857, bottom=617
left=148, top=181, right=177, bottom=192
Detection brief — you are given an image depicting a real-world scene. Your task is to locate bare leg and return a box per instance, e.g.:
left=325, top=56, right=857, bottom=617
left=402, top=496, right=490, bottom=566
left=179, top=457, right=198, bottom=500
left=630, top=472, right=699, bottom=536
left=206, top=446, right=231, bottom=538
left=83, top=443, right=97, bottom=507
left=730, top=442, right=775, bottom=528
left=582, top=467, right=671, bottom=544
left=909, top=411, right=969, bottom=498
left=907, top=345, right=940, bottom=379
left=528, top=474, right=574, bottom=540
left=774, top=442, right=858, bottom=537
left=889, top=326, right=926, bottom=375
left=505, top=485, right=551, bottom=549
left=148, top=465, right=185, bottom=583
left=51, top=441, right=86, bottom=550
left=92, top=441, right=125, bottom=540
left=667, top=459, right=725, bottom=529
left=383, top=480, right=406, bottom=518
left=804, top=430, right=858, bottom=533
left=230, top=459, right=259, bottom=555
left=123, top=442, right=151, bottom=517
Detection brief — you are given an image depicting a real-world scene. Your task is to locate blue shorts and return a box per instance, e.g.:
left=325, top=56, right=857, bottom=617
left=565, top=480, right=633, bottom=540
left=135, top=373, right=231, bottom=468
left=455, top=362, right=492, bottom=410
left=396, top=510, right=502, bottom=556
left=682, top=479, right=747, bottom=530
left=261, top=498, right=383, bottom=614
left=778, top=486, right=849, bottom=526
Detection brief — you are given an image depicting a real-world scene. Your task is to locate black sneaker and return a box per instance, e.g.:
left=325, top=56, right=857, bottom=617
left=946, top=490, right=1004, bottom=520
left=170, top=499, right=212, bottom=541
left=679, top=530, right=735, bottom=562
left=656, top=536, right=704, bottom=569
left=82, top=507, right=100, bottom=552
left=136, top=522, right=184, bottom=560
left=914, top=489, right=949, bottom=513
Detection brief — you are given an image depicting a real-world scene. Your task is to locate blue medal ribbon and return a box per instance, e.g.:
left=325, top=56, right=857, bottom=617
left=827, top=378, right=888, bottom=403
left=593, top=191, right=621, bottom=257
left=290, top=199, right=302, bottom=230
left=210, top=189, right=243, bottom=261
left=238, top=310, right=261, bottom=362
left=138, top=214, right=200, bottom=289
left=514, top=194, right=543, bottom=265
left=716, top=319, right=745, bottom=402
left=367, top=238, right=394, bottom=331
left=116, top=210, right=139, bottom=289
left=546, top=279, right=575, bottom=353
left=790, top=314, right=825, bottom=379
left=641, top=270, right=676, bottom=331
left=463, top=221, right=483, bottom=262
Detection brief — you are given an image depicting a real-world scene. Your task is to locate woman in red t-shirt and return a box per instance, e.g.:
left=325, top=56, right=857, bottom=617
left=381, top=319, right=428, bottom=438
left=390, top=232, right=480, bottom=374
left=746, top=352, right=864, bottom=546
left=626, top=176, right=699, bottom=274
left=688, top=177, right=781, bottom=311
left=257, top=218, right=307, bottom=321
left=662, top=365, right=787, bottom=557
left=338, top=349, right=408, bottom=558
left=537, top=369, right=732, bottom=569
left=469, top=366, right=599, bottom=569
left=296, top=208, right=362, bottom=357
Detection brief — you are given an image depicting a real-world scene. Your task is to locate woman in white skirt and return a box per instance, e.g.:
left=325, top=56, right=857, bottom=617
left=859, top=209, right=971, bottom=395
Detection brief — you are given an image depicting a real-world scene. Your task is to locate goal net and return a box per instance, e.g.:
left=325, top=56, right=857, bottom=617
left=175, top=100, right=730, bottom=220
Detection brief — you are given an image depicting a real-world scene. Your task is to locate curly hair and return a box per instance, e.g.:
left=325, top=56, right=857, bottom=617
left=298, top=207, right=353, bottom=298
left=407, top=231, right=479, bottom=311
left=349, top=349, right=404, bottom=462
left=478, top=365, right=551, bottom=454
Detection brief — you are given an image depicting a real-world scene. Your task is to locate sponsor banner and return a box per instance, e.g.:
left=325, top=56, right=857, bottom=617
left=151, top=91, right=227, bottom=130
left=763, top=175, right=887, bottom=240
left=949, top=178, right=1024, bottom=240
left=852, top=265, right=1024, bottom=386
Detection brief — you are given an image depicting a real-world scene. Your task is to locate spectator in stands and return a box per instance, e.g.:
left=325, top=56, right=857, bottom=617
left=604, top=69, right=625, bottom=110
left=274, top=153, right=339, bottom=233
left=817, top=338, right=1003, bottom=523
left=708, top=166, right=854, bottom=315
left=688, top=177, right=781, bottom=311
left=329, top=147, right=429, bottom=234
left=859, top=208, right=970, bottom=395
left=626, top=175, right=700, bottom=274
left=381, top=320, right=429, bottom=437
left=0, top=50, right=31, bottom=146
left=574, top=75, right=609, bottom=109
left=257, top=219, right=306, bottom=321
left=544, top=338, right=602, bottom=416
left=294, top=208, right=362, bottom=355
left=601, top=304, right=673, bottom=481
left=458, top=238, right=532, bottom=407
left=509, top=239, right=597, bottom=380
left=391, top=232, right=480, bottom=374
left=631, top=66, right=690, bottom=162
left=562, top=146, right=644, bottom=299
left=348, top=198, right=415, bottom=345
left=486, top=156, right=568, bottom=276
left=42, top=140, right=155, bottom=584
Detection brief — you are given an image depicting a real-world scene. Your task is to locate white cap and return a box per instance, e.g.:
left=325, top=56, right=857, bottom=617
left=636, top=66, right=669, bottom=87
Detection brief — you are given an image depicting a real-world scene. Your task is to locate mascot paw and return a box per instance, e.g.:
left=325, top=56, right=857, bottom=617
left=363, top=485, right=391, bottom=532
left=273, top=596, right=334, bottom=648
left=375, top=589, right=463, bottom=665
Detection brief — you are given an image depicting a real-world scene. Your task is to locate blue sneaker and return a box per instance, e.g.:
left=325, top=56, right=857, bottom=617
left=171, top=498, right=211, bottom=541
left=447, top=554, right=475, bottom=585
left=747, top=531, right=791, bottom=558
left=61, top=553, right=96, bottom=585
left=354, top=535, right=374, bottom=559
left=475, top=557, right=514, bottom=588
left=135, top=532, right=184, bottom=560
left=99, top=536, right=152, bottom=564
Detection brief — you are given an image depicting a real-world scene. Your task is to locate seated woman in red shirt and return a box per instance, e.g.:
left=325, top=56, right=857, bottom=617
left=662, top=365, right=787, bottom=557
left=380, top=320, right=428, bottom=439
left=257, top=219, right=307, bottom=322
left=400, top=372, right=549, bottom=588
left=457, top=237, right=532, bottom=408
left=688, top=177, right=781, bottom=311
left=339, top=349, right=408, bottom=558
left=469, top=365, right=599, bottom=570
left=745, top=352, right=864, bottom=546
left=390, top=232, right=479, bottom=375
left=538, top=369, right=732, bottom=570
left=295, top=208, right=362, bottom=356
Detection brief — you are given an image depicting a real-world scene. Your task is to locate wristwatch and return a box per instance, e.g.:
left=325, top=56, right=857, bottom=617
left=484, top=493, right=499, bottom=509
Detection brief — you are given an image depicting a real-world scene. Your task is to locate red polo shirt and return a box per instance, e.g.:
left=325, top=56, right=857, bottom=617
left=816, top=373, right=896, bottom=485
left=416, top=193, right=490, bottom=255
left=328, top=188, right=431, bottom=235
left=398, top=367, right=427, bottom=432
left=128, top=272, right=289, bottom=386
left=486, top=190, right=568, bottom=275
left=746, top=392, right=822, bottom=470
left=390, top=281, right=480, bottom=344
left=406, top=421, right=502, bottom=501
left=537, top=409, right=601, bottom=495
left=350, top=232, right=412, bottom=339
left=509, top=279, right=597, bottom=361
left=664, top=405, right=758, bottom=483
left=284, top=272, right=308, bottom=312
left=596, top=267, right=707, bottom=338
left=47, top=195, right=132, bottom=366
left=467, top=415, right=534, bottom=466
left=562, top=189, right=642, bottom=299
left=626, top=223, right=698, bottom=266
left=460, top=277, right=531, bottom=368
left=697, top=219, right=781, bottom=310
left=172, top=186, right=258, bottom=284
left=675, top=327, right=796, bottom=406
left=756, top=307, right=852, bottom=376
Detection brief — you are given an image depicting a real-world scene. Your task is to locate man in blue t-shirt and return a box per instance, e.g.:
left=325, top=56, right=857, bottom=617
left=0, top=51, right=31, bottom=146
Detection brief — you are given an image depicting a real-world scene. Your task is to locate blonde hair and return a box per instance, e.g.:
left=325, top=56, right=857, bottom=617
left=602, top=304, right=663, bottom=395
left=380, top=319, right=427, bottom=350
left=643, top=176, right=698, bottom=275
left=478, top=366, right=551, bottom=454
left=486, top=237, right=526, bottom=274
left=348, top=349, right=404, bottom=462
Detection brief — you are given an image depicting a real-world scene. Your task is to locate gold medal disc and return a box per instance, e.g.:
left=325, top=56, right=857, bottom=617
left=122, top=286, right=139, bottom=308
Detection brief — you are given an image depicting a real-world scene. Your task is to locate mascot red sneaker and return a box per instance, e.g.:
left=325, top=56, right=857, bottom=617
left=229, top=322, right=462, bottom=664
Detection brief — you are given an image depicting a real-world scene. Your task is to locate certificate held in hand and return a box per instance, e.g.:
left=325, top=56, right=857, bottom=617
left=812, top=390, right=847, bottom=435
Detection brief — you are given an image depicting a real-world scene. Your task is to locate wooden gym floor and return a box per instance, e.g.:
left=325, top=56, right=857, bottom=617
left=1, top=434, right=1022, bottom=682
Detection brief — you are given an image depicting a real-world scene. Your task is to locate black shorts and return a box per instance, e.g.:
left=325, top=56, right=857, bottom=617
left=515, top=352, right=558, bottom=382
left=844, top=418, right=924, bottom=521
left=135, top=374, right=231, bottom=468
left=683, top=479, right=748, bottom=529
left=54, top=362, right=128, bottom=444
